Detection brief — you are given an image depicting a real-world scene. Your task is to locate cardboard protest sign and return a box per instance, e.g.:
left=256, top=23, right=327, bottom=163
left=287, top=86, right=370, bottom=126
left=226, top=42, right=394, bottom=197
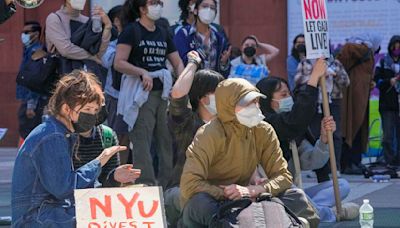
left=301, top=0, right=330, bottom=59
left=75, top=186, right=166, bottom=228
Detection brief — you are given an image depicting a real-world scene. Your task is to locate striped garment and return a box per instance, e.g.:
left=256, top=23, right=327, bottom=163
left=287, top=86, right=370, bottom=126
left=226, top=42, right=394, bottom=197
left=73, top=125, right=120, bottom=187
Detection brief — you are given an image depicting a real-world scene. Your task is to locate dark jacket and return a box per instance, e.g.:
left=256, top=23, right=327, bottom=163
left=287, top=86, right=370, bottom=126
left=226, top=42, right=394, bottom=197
left=0, top=0, right=15, bottom=24
left=167, top=95, right=204, bottom=189
left=374, top=36, right=400, bottom=112
left=173, top=25, right=230, bottom=77
left=262, top=85, right=319, bottom=161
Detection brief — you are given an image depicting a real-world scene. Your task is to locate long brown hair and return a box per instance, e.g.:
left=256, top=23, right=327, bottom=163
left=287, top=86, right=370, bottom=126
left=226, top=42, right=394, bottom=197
left=48, top=70, right=103, bottom=118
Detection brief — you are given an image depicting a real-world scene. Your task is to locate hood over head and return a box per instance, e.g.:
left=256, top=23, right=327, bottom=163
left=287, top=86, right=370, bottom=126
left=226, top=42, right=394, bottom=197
left=346, top=33, right=383, bottom=52
left=215, top=78, right=264, bottom=123
left=388, top=35, right=400, bottom=55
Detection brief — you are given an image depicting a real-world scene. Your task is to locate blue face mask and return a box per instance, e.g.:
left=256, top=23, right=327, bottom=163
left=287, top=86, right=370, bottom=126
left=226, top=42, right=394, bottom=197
left=275, top=96, right=294, bottom=113
left=21, top=33, right=31, bottom=46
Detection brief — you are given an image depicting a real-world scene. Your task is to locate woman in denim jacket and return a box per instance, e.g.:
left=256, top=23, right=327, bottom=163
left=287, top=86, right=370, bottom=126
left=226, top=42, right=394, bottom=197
left=11, top=71, right=127, bottom=227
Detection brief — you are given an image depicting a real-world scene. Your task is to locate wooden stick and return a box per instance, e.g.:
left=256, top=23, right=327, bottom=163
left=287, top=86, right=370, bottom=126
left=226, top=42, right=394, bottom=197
left=319, top=75, right=342, bottom=221
left=290, top=140, right=303, bottom=188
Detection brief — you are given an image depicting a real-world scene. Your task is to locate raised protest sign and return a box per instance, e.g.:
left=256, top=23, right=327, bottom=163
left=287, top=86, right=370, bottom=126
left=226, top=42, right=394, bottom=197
left=301, top=0, right=330, bottom=59
left=75, top=186, right=166, bottom=228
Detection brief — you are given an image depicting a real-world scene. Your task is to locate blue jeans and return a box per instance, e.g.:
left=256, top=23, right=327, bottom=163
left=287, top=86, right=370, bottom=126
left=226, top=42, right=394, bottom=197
left=380, top=110, right=400, bottom=165
left=182, top=193, right=222, bottom=228
left=305, top=179, right=350, bottom=222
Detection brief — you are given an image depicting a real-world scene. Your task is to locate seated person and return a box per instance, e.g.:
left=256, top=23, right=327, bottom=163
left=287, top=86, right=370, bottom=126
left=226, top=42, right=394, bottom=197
left=165, top=51, right=224, bottom=227
left=73, top=107, right=140, bottom=187
left=256, top=74, right=359, bottom=222
left=11, top=71, right=126, bottom=227
left=180, top=78, right=318, bottom=227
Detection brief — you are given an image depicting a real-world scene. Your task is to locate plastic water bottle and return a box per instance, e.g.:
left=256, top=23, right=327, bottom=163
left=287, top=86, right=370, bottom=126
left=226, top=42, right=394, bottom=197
left=92, top=15, right=102, bottom=33
left=359, top=199, right=374, bottom=228
left=371, top=174, right=391, bottom=183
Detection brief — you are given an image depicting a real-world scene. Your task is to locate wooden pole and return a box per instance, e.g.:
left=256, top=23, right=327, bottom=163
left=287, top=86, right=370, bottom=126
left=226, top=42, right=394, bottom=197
left=290, top=140, right=303, bottom=189
left=319, top=75, right=342, bottom=221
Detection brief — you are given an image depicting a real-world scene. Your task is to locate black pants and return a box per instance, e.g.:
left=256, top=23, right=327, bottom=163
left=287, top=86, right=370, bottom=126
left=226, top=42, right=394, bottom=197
left=341, top=129, right=363, bottom=171
left=18, top=99, right=47, bottom=139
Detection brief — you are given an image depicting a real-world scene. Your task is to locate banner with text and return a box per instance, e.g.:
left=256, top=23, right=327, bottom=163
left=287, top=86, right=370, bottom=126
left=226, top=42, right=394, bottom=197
left=288, top=0, right=400, bottom=55
left=301, top=0, right=330, bottom=59
left=75, top=187, right=166, bottom=228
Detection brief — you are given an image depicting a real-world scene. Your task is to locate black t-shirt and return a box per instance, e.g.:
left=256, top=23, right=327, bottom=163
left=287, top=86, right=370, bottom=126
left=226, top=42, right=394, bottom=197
left=118, top=22, right=176, bottom=90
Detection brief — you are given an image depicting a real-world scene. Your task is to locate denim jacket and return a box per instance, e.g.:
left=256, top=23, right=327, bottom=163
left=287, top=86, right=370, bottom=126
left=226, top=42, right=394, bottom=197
left=11, top=116, right=102, bottom=227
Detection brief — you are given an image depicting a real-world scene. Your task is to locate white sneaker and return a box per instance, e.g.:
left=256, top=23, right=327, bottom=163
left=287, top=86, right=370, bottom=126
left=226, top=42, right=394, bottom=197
left=333, top=202, right=360, bottom=221
left=298, top=217, right=310, bottom=228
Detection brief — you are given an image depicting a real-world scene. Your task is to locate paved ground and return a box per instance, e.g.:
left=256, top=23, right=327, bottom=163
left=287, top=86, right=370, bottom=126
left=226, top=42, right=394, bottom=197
left=1, top=147, right=400, bottom=227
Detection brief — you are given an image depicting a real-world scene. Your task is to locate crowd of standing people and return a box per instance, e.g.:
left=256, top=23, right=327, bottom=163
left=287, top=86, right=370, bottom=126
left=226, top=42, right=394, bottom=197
left=9, top=0, right=399, bottom=227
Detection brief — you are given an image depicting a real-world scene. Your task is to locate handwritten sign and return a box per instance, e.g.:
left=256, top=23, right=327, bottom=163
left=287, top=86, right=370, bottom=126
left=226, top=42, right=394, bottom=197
left=75, top=187, right=166, bottom=228
left=301, top=0, right=330, bottom=59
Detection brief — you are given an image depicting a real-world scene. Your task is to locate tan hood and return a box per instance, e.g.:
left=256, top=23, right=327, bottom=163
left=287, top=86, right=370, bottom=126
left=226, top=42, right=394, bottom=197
left=215, top=78, right=261, bottom=123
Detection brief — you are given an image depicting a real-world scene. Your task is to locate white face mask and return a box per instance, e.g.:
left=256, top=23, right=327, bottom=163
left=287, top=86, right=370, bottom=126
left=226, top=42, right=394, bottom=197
left=69, top=0, right=86, bottom=10
left=204, top=94, right=217, bottom=116
left=189, top=4, right=195, bottom=13
left=21, top=33, right=31, bottom=46
left=274, top=96, right=294, bottom=113
left=236, top=103, right=265, bottom=128
left=147, top=4, right=163, bottom=21
left=198, top=7, right=216, bottom=25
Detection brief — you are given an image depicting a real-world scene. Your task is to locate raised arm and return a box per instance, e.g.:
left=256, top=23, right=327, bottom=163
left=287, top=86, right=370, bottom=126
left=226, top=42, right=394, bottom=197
left=171, top=51, right=201, bottom=99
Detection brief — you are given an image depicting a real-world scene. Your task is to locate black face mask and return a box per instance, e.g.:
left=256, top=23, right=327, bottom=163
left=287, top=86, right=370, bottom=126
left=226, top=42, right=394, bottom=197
left=244, top=46, right=256, bottom=58
left=96, top=105, right=108, bottom=126
left=296, top=44, right=306, bottom=54
left=72, top=112, right=97, bottom=133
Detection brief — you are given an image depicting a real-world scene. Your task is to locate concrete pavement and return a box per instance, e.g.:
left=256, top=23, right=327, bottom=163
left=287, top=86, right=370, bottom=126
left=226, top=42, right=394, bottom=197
left=1, top=147, right=400, bottom=227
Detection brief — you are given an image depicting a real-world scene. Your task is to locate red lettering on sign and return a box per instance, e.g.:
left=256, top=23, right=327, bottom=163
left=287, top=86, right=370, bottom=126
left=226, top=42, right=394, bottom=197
left=138, top=200, right=159, bottom=218
left=143, top=222, right=155, bottom=228
left=89, top=195, right=112, bottom=219
left=88, top=222, right=101, bottom=228
left=117, top=193, right=140, bottom=219
left=303, top=0, right=326, bottom=20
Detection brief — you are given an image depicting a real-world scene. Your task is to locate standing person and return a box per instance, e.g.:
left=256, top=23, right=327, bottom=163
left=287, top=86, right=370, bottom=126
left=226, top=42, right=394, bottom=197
left=229, top=35, right=279, bottom=85
left=0, top=0, right=16, bottom=24
left=337, top=34, right=382, bottom=174
left=171, top=0, right=229, bottom=43
left=11, top=71, right=127, bottom=227
left=180, top=78, right=319, bottom=227
left=114, top=0, right=184, bottom=187
left=16, top=21, right=48, bottom=139
left=164, top=51, right=224, bottom=227
left=45, top=0, right=112, bottom=74
left=173, top=0, right=231, bottom=77
left=287, top=34, right=305, bottom=91
left=374, top=35, right=400, bottom=166
left=102, top=5, right=131, bottom=164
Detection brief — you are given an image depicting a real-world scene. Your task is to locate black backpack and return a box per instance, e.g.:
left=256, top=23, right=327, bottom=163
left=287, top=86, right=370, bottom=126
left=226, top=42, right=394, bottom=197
left=363, top=162, right=399, bottom=178
left=16, top=49, right=60, bottom=95
left=210, top=194, right=304, bottom=228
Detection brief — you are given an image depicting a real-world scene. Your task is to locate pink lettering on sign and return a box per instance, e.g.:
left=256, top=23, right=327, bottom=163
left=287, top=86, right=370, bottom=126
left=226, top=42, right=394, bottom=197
left=303, top=0, right=326, bottom=20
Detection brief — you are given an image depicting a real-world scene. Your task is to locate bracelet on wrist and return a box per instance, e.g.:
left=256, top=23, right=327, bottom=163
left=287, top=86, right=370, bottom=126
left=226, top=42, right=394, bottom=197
left=188, top=59, right=200, bottom=68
